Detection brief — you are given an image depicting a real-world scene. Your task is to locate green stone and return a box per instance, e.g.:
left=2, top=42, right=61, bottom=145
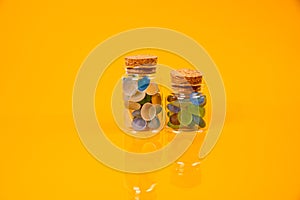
left=192, top=115, right=206, bottom=128
left=178, top=110, right=193, bottom=126
left=188, top=104, right=205, bottom=117
left=167, top=121, right=180, bottom=129
left=138, top=94, right=151, bottom=105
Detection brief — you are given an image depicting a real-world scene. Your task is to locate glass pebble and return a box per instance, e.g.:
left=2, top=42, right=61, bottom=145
left=141, top=103, right=156, bottom=121
left=127, top=101, right=141, bottom=110
left=132, top=110, right=141, bottom=117
left=138, top=76, right=150, bottom=91
left=167, top=104, right=181, bottom=113
left=146, top=82, right=159, bottom=95
left=129, top=91, right=146, bottom=102
left=151, top=93, right=161, bottom=105
left=167, top=95, right=177, bottom=102
left=132, top=117, right=147, bottom=131
left=170, top=113, right=180, bottom=125
left=167, top=111, right=172, bottom=117
left=122, top=77, right=138, bottom=96
left=187, top=104, right=205, bottom=117
left=138, top=94, right=151, bottom=105
left=190, top=92, right=206, bottom=106
left=178, top=110, right=193, bottom=126
left=167, top=121, right=180, bottom=129
left=192, top=115, right=206, bottom=128
left=155, top=104, right=162, bottom=115
left=147, top=117, right=160, bottom=129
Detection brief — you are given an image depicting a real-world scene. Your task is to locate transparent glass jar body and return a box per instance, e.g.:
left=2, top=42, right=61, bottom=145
left=122, top=66, right=164, bottom=137
left=165, top=82, right=207, bottom=133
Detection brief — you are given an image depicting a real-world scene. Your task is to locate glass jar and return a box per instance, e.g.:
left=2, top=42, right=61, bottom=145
left=166, top=68, right=207, bottom=133
left=122, top=55, right=164, bottom=137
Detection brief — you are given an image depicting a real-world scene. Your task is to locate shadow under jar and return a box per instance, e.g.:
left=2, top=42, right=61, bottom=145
left=122, top=55, right=164, bottom=137
left=166, top=69, right=207, bottom=133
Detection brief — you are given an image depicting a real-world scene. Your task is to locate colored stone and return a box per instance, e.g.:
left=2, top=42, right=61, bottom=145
left=190, top=92, right=206, bottom=106
left=167, top=95, right=177, bottom=102
left=167, top=121, right=180, bottom=129
left=155, top=104, right=163, bottom=115
left=122, top=77, right=138, bottom=96
left=198, top=95, right=207, bottom=107
left=178, top=110, right=193, bottom=126
left=147, top=117, right=160, bottom=129
left=132, top=117, right=147, bottom=131
left=132, top=110, right=141, bottom=117
left=170, top=113, right=180, bottom=125
left=146, top=82, right=159, bottom=95
left=129, top=90, right=146, bottom=102
left=141, top=103, right=156, bottom=121
left=187, top=120, right=196, bottom=128
left=167, top=104, right=181, bottom=113
left=138, top=94, right=151, bottom=105
left=127, top=101, right=141, bottom=110
left=192, top=115, right=206, bottom=128
left=151, top=93, right=161, bottom=105
left=138, top=76, right=150, bottom=91
left=187, top=104, right=205, bottom=117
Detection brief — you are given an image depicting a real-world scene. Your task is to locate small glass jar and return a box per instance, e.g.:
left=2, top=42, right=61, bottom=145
left=122, top=55, right=164, bottom=137
left=166, top=69, right=207, bottom=133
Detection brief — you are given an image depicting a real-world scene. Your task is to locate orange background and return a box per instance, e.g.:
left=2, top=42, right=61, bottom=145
left=1, top=0, right=300, bottom=199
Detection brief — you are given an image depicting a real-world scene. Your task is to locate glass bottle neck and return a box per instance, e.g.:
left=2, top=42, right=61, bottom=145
left=125, top=65, right=156, bottom=76
left=125, top=73, right=156, bottom=79
left=171, top=83, right=201, bottom=97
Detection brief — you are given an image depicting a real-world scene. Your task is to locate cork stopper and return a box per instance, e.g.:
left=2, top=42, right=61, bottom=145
left=170, top=69, right=202, bottom=85
left=125, top=55, right=158, bottom=67
left=125, top=55, right=158, bottom=75
left=170, top=69, right=202, bottom=93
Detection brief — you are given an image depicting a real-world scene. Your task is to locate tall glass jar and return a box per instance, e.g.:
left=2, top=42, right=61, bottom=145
left=122, top=55, right=164, bottom=137
left=166, top=68, right=207, bottom=133
left=122, top=55, right=162, bottom=199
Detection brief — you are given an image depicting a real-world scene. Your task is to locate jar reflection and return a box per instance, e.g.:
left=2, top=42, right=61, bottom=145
left=123, top=134, right=163, bottom=200
left=170, top=130, right=206, bottom=188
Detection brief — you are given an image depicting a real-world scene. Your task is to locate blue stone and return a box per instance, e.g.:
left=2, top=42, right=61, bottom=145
left=167, top=104, right=181, bottom=113
left=138, top=76, right=150, bottom=91
left=155, top=105, right=162, bottom=115
left=132, top=117, right=147, bottom=131
left=147, top=117, right=160, bottom=129
left=132, top=110, right=141, bottom=117
left=192, top=115, right=206, bottom=128
left=190, top=92, right=206, bottom=106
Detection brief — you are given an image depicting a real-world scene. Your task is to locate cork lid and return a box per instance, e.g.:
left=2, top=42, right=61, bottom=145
left=125, top=55, right=158, bottom=67
left=170, top=68, right=202, bottom=85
